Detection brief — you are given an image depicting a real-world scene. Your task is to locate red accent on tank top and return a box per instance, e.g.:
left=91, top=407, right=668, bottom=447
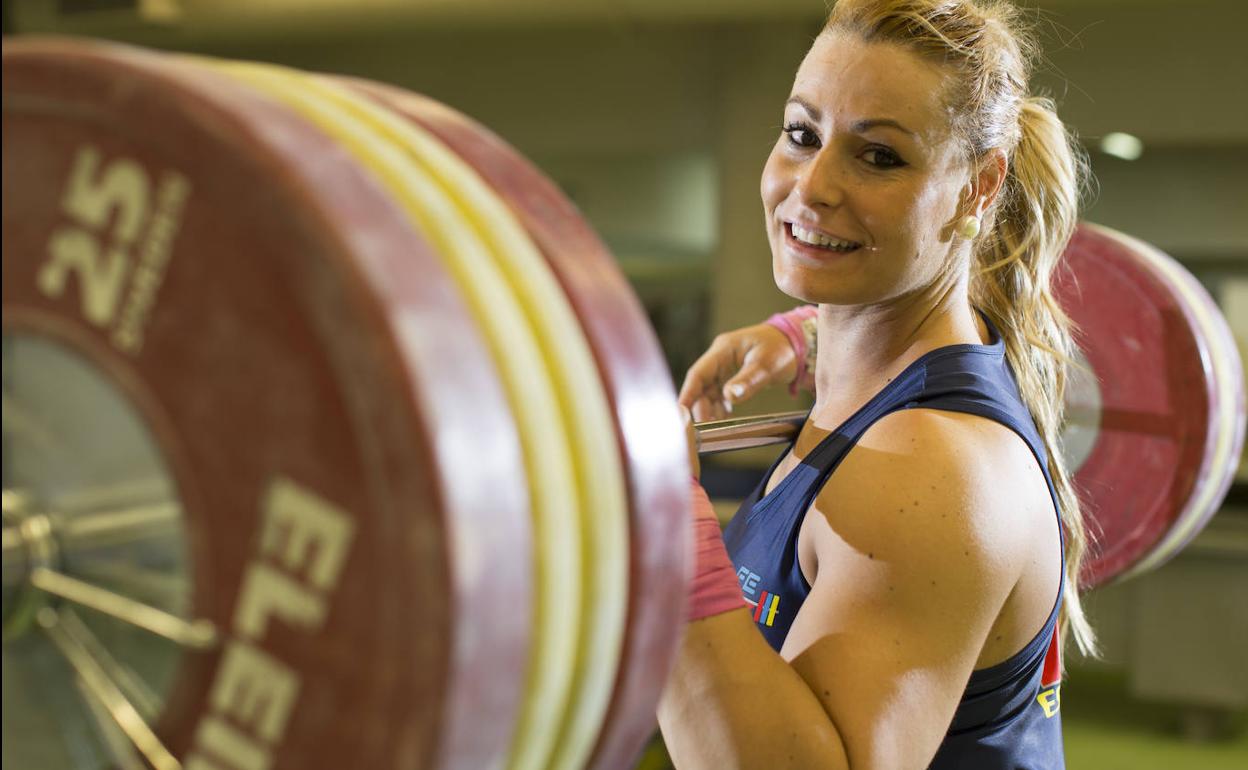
left=1041, top=625, right=1062, bottom=687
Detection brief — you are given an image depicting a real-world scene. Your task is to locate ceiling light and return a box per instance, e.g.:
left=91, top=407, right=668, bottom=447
left=1100, top=132, right=1144, bottom=161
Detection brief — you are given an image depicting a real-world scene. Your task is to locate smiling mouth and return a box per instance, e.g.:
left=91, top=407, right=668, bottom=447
left=785, top=223, right=863, bottom=253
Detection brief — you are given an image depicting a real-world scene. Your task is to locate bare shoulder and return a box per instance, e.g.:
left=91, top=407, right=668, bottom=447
left=806, top=407, right=1049, bottom=589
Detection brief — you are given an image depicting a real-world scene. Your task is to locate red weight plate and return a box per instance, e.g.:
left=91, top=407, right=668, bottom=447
left=338, top=79, right=693, bottom=768
left=1056, top=224, right=1215, bottom=587
left=1087, top=225, right=1246, bottom=576
left=3, top=38, right=532, bottom=769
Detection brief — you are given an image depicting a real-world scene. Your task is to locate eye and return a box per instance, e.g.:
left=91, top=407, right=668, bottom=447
left=862, top=146, right=907, bottom=168
left=783, top=122, right=820, bottom=149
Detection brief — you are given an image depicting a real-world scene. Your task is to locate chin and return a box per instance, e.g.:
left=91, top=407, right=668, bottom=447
left=773, top=261, right=851, bottom=305
left=772, top=251, right=814, bottom=303
left=773, top=271, right=834, bottom=305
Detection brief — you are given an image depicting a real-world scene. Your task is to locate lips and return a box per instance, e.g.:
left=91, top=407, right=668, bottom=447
left=784, top=222, right=864, bottom=254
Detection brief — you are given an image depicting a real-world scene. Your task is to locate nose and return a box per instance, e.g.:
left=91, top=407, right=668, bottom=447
left=790, top=148, right=847, bottom=210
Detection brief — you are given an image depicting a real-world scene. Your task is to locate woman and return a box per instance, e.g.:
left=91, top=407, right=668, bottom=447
left=662, top=1, right=1095, bottom=767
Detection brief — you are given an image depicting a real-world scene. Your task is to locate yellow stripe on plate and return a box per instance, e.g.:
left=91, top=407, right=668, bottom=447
left=210, top=60, right=630, bottom=770
left=306, top=74, right=631, bottom=770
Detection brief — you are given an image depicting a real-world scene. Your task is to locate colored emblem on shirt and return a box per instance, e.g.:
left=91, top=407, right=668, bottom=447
left=1035, top=626, right=1062, bottom=718
left=736, top=565, right=781, bottom=628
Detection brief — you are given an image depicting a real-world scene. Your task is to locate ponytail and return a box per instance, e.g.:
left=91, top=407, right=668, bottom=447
left=973, top=96, right=1098, bottom=655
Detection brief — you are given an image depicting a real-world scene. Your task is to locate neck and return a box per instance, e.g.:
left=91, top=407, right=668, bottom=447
left=811, top=273, right=985, bottom=425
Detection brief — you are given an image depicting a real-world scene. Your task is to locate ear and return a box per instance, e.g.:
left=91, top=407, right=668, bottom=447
left=964, top=148, right=1008, bottom=217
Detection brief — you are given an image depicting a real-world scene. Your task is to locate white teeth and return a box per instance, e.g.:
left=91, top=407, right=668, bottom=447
left=790, top=224, right=859, bottom=251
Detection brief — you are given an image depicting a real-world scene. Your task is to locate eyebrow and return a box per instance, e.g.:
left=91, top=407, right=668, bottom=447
left=785, top=96, right=916, bottom=137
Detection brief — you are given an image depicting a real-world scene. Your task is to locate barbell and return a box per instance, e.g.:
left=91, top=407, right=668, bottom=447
left=2, top=36, right=1243, bottom=770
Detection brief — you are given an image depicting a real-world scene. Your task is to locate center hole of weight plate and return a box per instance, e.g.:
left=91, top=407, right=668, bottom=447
left=2, top=332, right=196, bottom=769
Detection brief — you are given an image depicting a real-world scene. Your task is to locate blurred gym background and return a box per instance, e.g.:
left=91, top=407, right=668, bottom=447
left=4, top=1, right=1246, bottom=768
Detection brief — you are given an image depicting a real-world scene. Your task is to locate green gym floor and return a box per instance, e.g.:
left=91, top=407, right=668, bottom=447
left=1061, top=668, right=1248, bottom=770
left=633, top=668, right=1248, bottom=769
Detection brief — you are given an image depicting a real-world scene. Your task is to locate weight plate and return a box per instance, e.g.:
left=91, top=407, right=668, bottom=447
left=1085, top=225, right=1246, bottom=578
left=3, top=37, right=533, bottom=769
left=201, top=59, right=629, bottom=770
left=1056, top=223, right=1233, bottom=586
left=337, top=78, right=692, bottom=770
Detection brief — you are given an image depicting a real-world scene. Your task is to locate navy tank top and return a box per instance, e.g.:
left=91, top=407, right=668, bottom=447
left=723, top=320, right=1066, bottom=769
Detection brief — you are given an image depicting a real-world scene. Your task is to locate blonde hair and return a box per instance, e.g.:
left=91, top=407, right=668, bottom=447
left=825, top=0, right=1097, bottom=655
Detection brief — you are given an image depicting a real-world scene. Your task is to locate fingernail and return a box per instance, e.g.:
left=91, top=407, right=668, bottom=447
left=724, top=401, right=734, bottom=414
left=729, top=384, right=745, bottom=399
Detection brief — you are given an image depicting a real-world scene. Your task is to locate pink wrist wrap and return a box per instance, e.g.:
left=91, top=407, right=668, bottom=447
left=687, top=477, right=747, bottom=622
left=765, top=305, right=818, bottom=395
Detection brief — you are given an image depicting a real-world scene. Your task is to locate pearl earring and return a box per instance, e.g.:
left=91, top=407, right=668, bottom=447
left=958, top=215, right=981, bottom=240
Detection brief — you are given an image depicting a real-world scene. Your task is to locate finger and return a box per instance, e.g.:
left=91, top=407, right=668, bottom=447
left=678, top=348, right=730, bottom=408
left=721, top=350, right=783, bottom=408
left=677, top=369, right=709, bottom=409
left=688, top=394, right=728, bottom=424
left=721, top=369, right=766, bottom=408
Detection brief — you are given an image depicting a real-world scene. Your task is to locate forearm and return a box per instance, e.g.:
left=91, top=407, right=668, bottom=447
left=658, top=610, right=850, bottom=770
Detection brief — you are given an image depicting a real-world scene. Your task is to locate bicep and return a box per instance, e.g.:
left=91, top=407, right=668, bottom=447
left=777, top=442, right=1017, bottom=767
left=780, top=567, right=995, bottom=768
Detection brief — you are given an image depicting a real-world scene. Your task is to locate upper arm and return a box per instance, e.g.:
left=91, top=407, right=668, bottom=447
left=779, top=409, right=1024, bottom=769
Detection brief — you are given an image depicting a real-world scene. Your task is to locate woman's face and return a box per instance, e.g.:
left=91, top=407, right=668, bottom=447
left=761, top=32, right=973, bottom=306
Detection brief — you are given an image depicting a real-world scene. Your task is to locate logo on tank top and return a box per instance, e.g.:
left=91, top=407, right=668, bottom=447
left=1035, top=627, right=1062, bottom=718
left=736, top=565, right=781, bottom=628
